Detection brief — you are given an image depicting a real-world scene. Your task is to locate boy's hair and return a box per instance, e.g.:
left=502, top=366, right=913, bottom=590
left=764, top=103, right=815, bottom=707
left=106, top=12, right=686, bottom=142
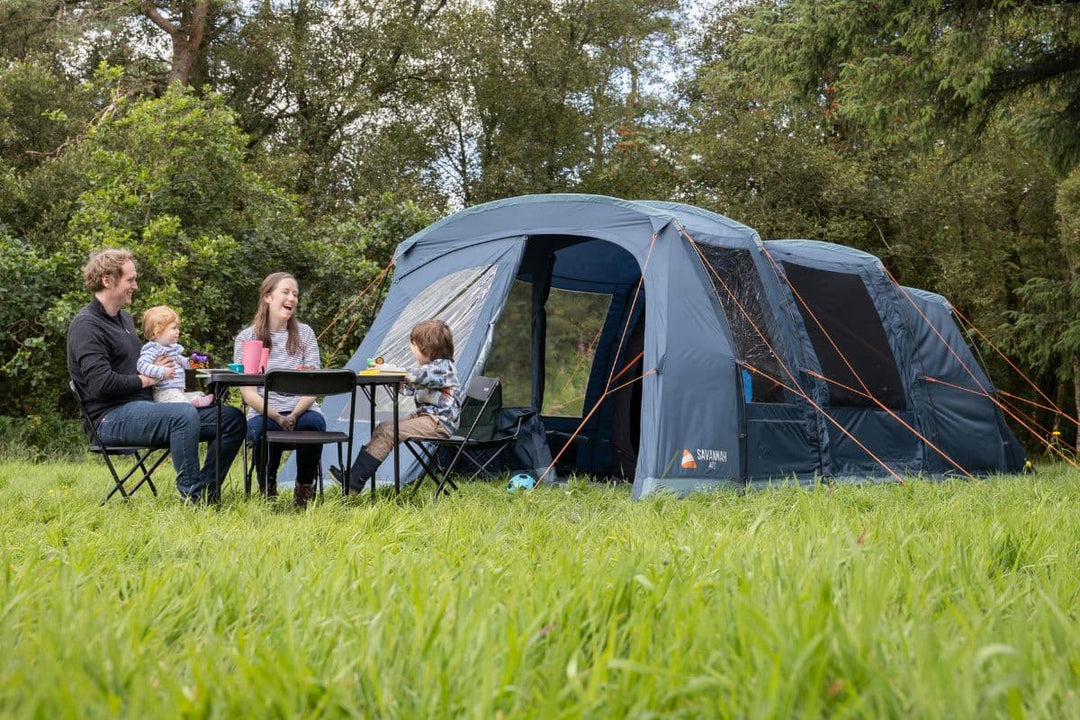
left=411, top=320, right=454, bottom=361
left=141, top=305, right=180, bottom=341
left=83, top=248, right=133, bottom=292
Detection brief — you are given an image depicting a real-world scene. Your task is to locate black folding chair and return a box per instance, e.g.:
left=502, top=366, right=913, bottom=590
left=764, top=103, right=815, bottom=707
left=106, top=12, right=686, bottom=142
left=404, top=376, right=526, bottom=498
left=260, top=369, right=358, bottom=499
left=70, top=381, right=171, bottom=505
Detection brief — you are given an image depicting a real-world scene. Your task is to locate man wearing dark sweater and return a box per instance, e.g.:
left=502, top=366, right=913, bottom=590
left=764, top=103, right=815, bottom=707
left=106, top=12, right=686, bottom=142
left=67, top=248, right=244, bottom=502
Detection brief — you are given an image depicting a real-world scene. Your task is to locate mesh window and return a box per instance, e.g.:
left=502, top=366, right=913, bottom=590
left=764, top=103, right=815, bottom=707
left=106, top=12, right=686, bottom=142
left=697, top=246, right=785, bottom=403
left=782, top=263, right=906, bottom=409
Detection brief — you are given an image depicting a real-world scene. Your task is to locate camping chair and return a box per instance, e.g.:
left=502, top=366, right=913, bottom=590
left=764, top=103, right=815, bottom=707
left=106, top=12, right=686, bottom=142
left=69, top=380, right=171, bottom=505
left=241, top=434, right=333, bottom=497
left=259, top=369, right=358, bottom=499
left=404, top=376, right=526, bottom=498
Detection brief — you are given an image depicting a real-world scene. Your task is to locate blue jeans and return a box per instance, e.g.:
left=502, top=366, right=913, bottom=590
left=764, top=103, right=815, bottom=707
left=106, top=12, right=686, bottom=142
left=246, top=410, right=326, bottom=485
left=96, top=401, right=245, bottom=501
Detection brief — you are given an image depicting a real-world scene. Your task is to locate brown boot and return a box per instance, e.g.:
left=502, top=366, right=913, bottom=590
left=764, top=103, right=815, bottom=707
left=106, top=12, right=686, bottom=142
left=294, top=483, right=316, bottom=509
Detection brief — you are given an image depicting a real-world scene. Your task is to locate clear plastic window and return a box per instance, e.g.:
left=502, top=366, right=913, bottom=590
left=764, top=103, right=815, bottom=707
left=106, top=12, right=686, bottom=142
left=484, top=280, right=534, bottom=408
left=344, top=264, right=498, bottom=421
left=543, top=287, right=612, bottom=417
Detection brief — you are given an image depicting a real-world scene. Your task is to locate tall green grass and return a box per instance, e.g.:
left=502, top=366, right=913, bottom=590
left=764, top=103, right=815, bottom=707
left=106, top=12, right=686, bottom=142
left=1, top=460, right=1078, bottom=718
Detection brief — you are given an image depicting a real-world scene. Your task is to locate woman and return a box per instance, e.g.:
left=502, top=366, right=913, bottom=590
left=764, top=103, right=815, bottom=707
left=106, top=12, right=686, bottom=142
left=233, top=272, right=323, bottom=508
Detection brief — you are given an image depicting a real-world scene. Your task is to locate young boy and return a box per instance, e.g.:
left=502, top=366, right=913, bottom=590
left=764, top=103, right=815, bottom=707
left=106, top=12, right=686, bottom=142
left=137, top=305, right=214, bottom=408
left=330, top=319, right=460, bottom=492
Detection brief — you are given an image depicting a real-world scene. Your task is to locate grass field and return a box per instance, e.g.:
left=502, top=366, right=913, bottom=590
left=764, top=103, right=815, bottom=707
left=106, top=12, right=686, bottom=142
left=1, top=459, right=1078, bottom=718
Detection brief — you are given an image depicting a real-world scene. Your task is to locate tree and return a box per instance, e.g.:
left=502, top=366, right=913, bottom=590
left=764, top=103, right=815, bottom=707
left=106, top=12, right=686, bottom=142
left=0, top=83, right=310, bottom=415
left=137, top=0, right=217, bottom=86
left=737, top=0, right=1080, bottom=173
left=681, top=1, right=1072, bottom=447
left=430, top=0, right=677, bottom=204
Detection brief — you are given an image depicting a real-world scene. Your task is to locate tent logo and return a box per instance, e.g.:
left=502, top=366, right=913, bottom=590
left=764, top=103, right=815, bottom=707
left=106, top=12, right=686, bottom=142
left=681, top=449, right=697, bottom=469
left=696, top=448, right=728, bottom=464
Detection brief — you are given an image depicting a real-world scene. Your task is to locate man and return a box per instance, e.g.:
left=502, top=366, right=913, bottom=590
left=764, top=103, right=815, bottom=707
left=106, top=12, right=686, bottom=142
left=67, top=248, right=245, bottom=502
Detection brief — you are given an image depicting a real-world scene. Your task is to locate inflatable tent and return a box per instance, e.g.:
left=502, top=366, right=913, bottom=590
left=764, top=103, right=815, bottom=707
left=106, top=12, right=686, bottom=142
left=320, top=194, right=1024, bottom=498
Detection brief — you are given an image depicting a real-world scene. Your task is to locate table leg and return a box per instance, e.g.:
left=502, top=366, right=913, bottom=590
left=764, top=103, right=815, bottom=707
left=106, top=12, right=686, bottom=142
left=392, top=384, right=400, bottom=493
left=369, top=386, right=377, bottom=500
left=214, top=388, right=221, bottom=499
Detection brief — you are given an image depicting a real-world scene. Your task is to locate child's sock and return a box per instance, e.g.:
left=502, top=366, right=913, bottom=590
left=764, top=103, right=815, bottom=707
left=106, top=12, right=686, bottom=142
left=190, top=393, right=214, bottom=408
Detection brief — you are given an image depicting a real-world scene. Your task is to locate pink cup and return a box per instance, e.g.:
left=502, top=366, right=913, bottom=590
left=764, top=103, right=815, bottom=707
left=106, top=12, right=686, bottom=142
left=241, top=340, right=264, bottom=374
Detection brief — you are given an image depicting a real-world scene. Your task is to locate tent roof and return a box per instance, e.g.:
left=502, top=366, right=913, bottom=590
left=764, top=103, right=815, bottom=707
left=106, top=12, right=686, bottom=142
left=394, top=193, right=759, bottom=260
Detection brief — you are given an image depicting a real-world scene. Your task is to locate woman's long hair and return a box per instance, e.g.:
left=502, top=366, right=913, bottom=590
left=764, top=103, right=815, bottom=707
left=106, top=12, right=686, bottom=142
left=251, top=272, right=301, bottom=355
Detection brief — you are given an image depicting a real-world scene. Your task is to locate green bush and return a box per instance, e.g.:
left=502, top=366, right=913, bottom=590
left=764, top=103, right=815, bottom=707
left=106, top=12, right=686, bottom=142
left=0, top=412, right=86, bottom=461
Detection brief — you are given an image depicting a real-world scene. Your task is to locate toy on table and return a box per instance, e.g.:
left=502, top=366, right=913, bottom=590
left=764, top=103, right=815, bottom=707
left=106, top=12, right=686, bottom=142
left=189, top=352, right=211, bottom=370
left=360, top=356, right=407, bottom=375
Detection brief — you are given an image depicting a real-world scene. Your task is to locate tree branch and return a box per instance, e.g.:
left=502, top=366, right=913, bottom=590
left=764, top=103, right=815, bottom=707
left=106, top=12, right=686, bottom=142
left=140, top=1, right=178, bottom=38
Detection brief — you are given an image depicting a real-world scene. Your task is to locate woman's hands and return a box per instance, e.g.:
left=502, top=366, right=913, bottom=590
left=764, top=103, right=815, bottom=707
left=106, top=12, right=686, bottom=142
left=274, top=411, right=296, bottom=432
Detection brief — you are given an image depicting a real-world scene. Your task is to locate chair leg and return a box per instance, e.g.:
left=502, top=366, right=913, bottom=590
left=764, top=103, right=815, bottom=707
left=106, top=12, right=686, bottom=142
left=405, top=444, right=440, bottom=497
left=127, top=449, right=168, bottom=496
left=433, top=470, right=459, bottom=498
left=243, top=437, right=252, bottom=497
left=99, top=448, right=169, bottom=505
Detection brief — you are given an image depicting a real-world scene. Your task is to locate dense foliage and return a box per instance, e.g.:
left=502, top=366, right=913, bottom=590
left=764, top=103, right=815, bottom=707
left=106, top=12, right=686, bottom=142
left=0, top=0, right=1076, bottom=450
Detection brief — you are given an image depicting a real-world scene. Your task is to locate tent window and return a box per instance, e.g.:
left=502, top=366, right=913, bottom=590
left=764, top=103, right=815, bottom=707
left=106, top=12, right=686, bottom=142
left=544, top=287, right=611, bottom=417
left=782, top=263, right=906, bottom=409
left=697, top=246, right=785, bottom=403
left=355, top=264, right=498, bottom=419
left=485, top=280, right=533, bottom=408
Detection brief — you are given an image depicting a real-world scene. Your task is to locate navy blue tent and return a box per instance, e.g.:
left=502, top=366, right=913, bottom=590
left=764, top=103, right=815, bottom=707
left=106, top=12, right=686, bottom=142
left=320, top=194, right=1024, bottom=498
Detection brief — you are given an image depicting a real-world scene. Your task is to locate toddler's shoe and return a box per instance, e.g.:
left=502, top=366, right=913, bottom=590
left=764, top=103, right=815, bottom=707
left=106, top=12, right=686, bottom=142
left=191, top=393, right=215, bottom=408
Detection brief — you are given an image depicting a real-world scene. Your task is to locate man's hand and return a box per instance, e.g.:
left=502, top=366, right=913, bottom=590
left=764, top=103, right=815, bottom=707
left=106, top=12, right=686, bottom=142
left=139, top=374, right=161, bottom=388
left=154, top=355, right=175, bottom=379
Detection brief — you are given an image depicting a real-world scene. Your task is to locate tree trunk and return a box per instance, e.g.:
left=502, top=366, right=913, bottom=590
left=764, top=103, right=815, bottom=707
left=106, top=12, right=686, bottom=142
left=1074, top=364, right=1080, bottom=454
left=141, top=1, right=209, bottom=87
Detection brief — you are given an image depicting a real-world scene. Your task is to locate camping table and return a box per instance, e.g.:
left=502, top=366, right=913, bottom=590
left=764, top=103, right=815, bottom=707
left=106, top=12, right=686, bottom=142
left=204, top=370, right=404, bottom=497
left=204, top=370, right=265, bottom=496
left=354, top=372, right=405, bottom=496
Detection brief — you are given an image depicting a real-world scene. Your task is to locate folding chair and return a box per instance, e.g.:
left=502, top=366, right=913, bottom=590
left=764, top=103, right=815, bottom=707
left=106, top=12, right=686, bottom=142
left=260, top=369, right=358, bottom=499
left=69, top=381, right=171, bottom=505
left=243, top=434, right=331, bottom=497
left=404, top=376, right=526, bottom=498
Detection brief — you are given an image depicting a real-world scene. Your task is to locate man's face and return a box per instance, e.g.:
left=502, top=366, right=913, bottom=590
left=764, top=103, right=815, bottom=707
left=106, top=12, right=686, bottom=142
left=103, top=260, right=138, bottom=309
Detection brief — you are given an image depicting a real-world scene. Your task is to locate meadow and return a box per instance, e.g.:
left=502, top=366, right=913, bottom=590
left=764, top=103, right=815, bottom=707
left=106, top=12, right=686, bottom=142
left=1, top=459, right=1078, bottom=718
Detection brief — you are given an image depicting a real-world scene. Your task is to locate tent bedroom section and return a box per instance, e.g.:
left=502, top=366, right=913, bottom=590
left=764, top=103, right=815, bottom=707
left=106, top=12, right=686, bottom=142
left=319, top=194, right=1024, bottom=498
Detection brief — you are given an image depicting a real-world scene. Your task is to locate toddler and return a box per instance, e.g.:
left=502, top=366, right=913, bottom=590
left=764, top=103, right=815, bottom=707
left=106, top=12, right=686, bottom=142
left=138, top=305, right=214, bottom=408
left=330, top=319, right=460, bottom=492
